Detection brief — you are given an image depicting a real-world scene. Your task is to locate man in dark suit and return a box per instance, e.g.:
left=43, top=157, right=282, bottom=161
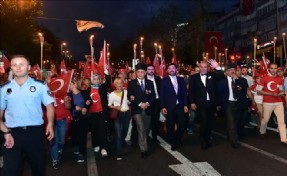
left=189, top=60, right=223, bottom=149
left=146, top=64, right=161, bottom=143
left=160, top=63, right=188, bottom=151
left=217, top=63, right=248, bottom=148
left=128, top=63, right=155, bottom=158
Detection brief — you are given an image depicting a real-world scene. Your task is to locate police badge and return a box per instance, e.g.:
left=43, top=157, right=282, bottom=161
left=6, top=88, right=12, bottom=94
left=30, top=86, right=36, bottom=92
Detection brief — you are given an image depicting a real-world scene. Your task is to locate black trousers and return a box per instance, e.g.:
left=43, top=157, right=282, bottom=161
left=225, top=101, right=240, bottom=143
left=2, top=126, right=45, bottom=176
left=166, top=105, right=186, bottom=147
left=197, top=105, right=215, bottom=145
left=150, top=99, right=160, bottom=139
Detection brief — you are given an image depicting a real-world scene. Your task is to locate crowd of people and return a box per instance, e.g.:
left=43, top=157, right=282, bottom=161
left=1, top=54, right=287, bottom=176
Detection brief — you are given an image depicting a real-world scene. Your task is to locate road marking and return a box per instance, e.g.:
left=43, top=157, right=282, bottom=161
left=87, top=134, right=98, bottom=176
left=212, top=131, right=287, bottom=165
left=157, top=136, right=221, bottom=176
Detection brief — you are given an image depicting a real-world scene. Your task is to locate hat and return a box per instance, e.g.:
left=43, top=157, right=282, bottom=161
left=135, top=63, right=147, bottom=71
left=278, top=67, right=285, bottom=71
left=225, top=63, right=237, bottom=70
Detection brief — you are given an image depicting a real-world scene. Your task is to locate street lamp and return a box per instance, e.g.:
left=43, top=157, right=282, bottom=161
left=282, top=33, right=287, bottom=65
left=253, top=38, right=257, bottom=73
left=154, top=43, right=158, bottom=54
left=89, top=35, right=94, bottom=59
left=61, top=42, right=66, bottom=58
left=274, top=36, right=277, bottom=63
left=38, top=33, right=44, bottom=73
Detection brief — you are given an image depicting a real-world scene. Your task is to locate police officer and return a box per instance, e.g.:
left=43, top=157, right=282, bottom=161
left=0, top=55, right=54, bottom=176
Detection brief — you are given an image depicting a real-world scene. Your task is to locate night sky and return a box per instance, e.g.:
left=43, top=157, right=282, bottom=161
left=38, top=0, right=238, bottom=60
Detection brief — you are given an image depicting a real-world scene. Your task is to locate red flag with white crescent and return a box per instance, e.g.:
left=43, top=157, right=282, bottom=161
left=48, top=70, right=74, bottom=98
left=204, top=31, right=222, bottom=59
left=146, top=57, right=151, bottom=64
left=153, top=54, right=160, bottom=75
left=60, top=60, right=67, bottom=75
left=171, top=53, right=177, bottom=65
left=30, top=64, right=43, bottom=80
left=3, top=55, right=11, bottom=69
left=97, top=40, right=107, bottom=78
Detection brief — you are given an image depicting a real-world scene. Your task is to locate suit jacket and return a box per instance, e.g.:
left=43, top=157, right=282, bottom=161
left=189, top=73, right=219, bottom=108
left=217, top=76, right=249, bottom=112
left=146, top=75, right=161, bottom=99
left=160, top=76, right=188, bottom=111
left=127, top=78, right=156, bottom=115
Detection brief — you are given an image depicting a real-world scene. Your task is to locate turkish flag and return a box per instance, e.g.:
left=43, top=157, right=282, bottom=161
left=158, top=58, right=167, bottom=78
left=82, top=60, right=92, bottom=78
left=241, top=0, right=254, bottom=16
left=30, top=64, right=42, bottom=80
left=3, top=55, right=11, bottom=69
left=79, top=61, right=85, bottom=69
left=60, top=60, right=67, bottom=75
left=146, top=57, right=151, bottom=64
left=48, top=70, right=74, bottom=98
left=171, top=53, right=177, bottom=65
left=204, top=31, right=222, bottom=59
left=258, top=56, right=270, bottom=76
left=153, top=54, right=160, bottom=75
left=97, top=40, right=107, bottom=78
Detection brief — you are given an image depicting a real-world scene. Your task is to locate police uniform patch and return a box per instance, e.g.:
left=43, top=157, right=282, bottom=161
left=47, top=90, right=52, bottom=97
left=30, top=86, right=36, bottom=92
left=6, top=88, right=12, bottom=94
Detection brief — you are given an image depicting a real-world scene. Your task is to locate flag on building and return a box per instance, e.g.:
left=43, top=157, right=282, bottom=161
left=48, top=70, right=74, bottom=98
left=204, top=31, right=222, bottom=59
left=241, top=0, right=254, bottom=16
left=76, top=20, right=104, bottom=32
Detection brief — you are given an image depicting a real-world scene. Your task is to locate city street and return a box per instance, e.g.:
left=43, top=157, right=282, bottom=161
left=6, top=117, right=287, bottom=176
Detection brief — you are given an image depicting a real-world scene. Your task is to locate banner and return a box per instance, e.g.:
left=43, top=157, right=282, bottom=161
left=76, top=20, right=104, bottom=32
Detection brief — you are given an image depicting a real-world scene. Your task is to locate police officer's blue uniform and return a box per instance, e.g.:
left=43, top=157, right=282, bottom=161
left=0, top=77, right=54, bottom=176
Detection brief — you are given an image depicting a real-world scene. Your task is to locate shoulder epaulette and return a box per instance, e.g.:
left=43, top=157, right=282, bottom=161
left=32, top=78, right=46, bottom=85
left=0, top=81, right=11, bottom=87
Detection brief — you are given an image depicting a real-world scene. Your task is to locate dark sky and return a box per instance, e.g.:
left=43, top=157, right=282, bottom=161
left=38, top=0, right=238, bottom=60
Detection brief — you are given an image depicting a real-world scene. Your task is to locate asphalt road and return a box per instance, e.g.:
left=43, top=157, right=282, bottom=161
left=2, top=115, right=287, bottom=176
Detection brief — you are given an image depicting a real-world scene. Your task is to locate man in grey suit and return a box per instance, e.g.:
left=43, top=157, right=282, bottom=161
left=128, top=63, right=155, bottom=158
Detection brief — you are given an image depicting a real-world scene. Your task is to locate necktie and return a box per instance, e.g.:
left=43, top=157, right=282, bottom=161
left=140, top=80, right=145, bottom=92
left=172, top=77, right=178, bottom=94
left=231, top=78, right=237, bottom=99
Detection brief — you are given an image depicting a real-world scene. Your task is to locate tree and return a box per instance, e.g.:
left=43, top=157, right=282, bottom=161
left=0, top=0, right=56, bottom=65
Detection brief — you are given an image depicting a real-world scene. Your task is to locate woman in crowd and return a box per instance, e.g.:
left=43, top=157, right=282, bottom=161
left=108, top=77, right=130, bottom=160
left=84, top=74, right=111, bottom=157
left=69, top=80, right=89, bottom=162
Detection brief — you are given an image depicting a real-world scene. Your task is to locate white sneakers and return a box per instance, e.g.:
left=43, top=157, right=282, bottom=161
left=93, top=146, right=108, bottom=157
left=101, top=148, right=108, bottom=157
left=94, top=146, right=100, bottom=153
